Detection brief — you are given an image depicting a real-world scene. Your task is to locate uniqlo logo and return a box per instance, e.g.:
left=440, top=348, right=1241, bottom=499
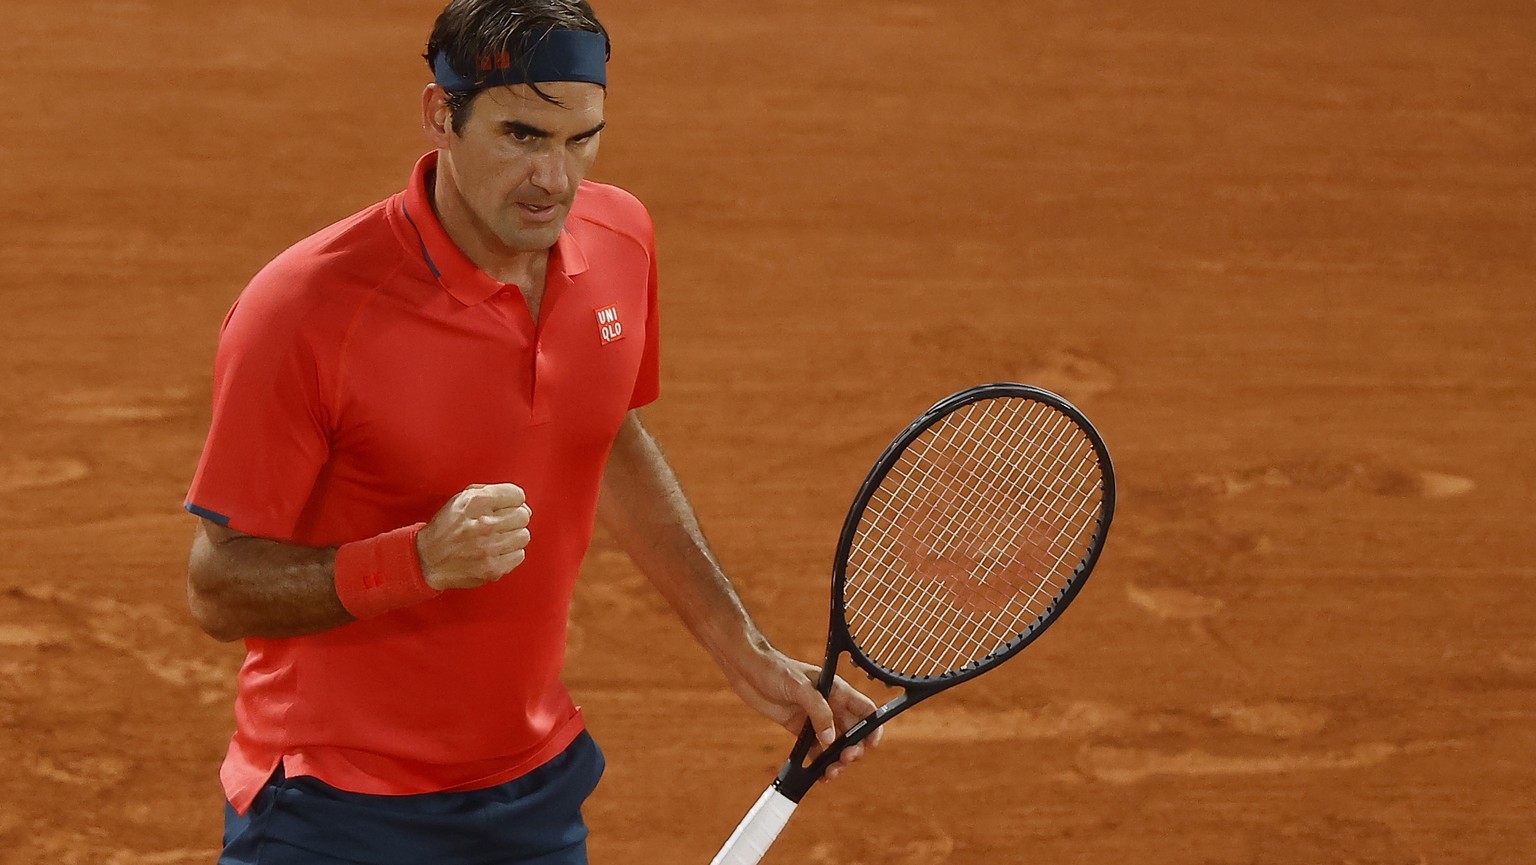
left=595, top=304, right=625, bottom=344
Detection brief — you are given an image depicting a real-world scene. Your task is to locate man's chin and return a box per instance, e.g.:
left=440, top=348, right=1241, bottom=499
left=501, top=223, right=565, bottom=253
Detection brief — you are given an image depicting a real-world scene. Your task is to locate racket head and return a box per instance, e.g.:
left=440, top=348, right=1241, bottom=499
left=829, top=382, right=1115, bottom=690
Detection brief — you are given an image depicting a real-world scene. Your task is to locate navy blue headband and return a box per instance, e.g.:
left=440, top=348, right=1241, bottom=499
left=432, top=28, right=607, bottom=92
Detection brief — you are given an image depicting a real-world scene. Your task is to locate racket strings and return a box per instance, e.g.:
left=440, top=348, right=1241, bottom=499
left=880, top=408, right=1095, bottom=672
left=843, top=396, right=1106, bottom=679
left=866, top=402, right=1069, bottom=666
left=899, top=425, right=1096, bottom=671
left=851, top=407, right=1097, bottom=676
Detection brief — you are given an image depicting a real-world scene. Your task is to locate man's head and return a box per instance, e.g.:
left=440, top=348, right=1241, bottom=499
left=421, top=0, right=610, bottom=256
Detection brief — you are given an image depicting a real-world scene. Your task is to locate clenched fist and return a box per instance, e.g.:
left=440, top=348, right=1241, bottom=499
left=416, top=483, right=533, bottom=591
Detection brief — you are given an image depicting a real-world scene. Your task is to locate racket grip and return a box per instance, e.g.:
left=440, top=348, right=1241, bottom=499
left=708, top=784, right=799, bottom=865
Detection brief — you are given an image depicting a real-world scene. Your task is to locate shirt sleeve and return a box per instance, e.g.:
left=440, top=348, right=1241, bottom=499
left=185, top=286, right=333, bottom=539
left=628, top=219, right=661, bottom=409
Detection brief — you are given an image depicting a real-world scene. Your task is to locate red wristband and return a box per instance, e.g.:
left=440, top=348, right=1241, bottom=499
left=333, top=523, right=438, bottom=619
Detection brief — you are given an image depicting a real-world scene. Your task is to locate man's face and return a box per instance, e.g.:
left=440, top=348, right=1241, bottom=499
left=434, top=82, right=605, bottom=254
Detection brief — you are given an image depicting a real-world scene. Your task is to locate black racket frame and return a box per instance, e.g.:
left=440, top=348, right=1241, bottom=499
left=774, top=382, right=1116, bottom=801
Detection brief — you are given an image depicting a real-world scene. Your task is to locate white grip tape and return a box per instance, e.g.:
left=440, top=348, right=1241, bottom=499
left=708, top=785, right=799, bottom=865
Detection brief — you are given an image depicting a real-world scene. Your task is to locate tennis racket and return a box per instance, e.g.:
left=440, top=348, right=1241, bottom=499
left=709, top=382, right=1116, bottom=865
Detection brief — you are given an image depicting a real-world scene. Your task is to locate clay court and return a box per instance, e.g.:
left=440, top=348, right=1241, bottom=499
left=1, top=0, right=1532, bottom=862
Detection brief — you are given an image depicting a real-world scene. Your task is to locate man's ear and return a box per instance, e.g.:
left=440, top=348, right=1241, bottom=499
left=422, top=84, right=458, bottom=147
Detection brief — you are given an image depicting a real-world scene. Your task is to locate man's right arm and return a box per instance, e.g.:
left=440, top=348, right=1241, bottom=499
left=187, top=483, right=534, bottom=642
left=187, top=520, right=350, bottom=642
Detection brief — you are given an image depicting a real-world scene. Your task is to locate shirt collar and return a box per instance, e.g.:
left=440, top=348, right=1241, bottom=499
left=399, top=150, right=590, bottom=306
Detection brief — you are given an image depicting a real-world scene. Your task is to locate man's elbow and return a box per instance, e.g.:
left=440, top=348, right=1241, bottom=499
left=187, top=579, right=244, bottom=643
left=186, top=542, right=245, bottom=643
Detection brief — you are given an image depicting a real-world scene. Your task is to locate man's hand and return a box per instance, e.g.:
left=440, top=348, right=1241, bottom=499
left=416, top=483, right=533, bottom=591
left=724, top=644, right=884, bottom=782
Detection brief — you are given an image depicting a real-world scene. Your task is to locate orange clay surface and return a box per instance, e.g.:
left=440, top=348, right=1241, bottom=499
left=0, top=1, right=1532, bottom=863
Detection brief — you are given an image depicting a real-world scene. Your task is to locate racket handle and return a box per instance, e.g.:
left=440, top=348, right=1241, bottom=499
left=708, top=784, right=799, bottom=865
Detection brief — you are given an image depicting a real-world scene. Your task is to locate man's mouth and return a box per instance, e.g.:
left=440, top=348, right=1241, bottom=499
left=516, top=202, right=560, bottom=223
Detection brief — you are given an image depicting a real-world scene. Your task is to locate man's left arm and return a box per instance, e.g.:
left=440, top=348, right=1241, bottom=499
left=596, top=410, right=881, bottom=780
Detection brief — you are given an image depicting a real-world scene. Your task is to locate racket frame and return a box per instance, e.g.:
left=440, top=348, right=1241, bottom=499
left=774, top=382, right=1116, bottom=801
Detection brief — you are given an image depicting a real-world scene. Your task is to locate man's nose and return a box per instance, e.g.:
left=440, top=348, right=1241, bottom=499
left=530, top=149, right=570, bottom=197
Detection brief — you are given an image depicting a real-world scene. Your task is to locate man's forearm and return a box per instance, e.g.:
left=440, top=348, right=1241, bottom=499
left=187, top=521, right=353, bottom=642
left=188, top=484, right=533, bottom=642
left=598, top=412, right=768, bottom=667
left=598, top=413, right=886, bottom=775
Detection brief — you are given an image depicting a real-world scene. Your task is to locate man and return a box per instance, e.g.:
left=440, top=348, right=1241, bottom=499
left=184, top=2, right=879, bottom=863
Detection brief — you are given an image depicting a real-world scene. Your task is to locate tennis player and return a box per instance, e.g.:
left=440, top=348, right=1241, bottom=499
left=183, top=2, right=879, bottom=862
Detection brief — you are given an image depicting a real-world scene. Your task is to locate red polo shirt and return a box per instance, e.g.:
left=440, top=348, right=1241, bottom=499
left=186, top=151, right=659, bottom=814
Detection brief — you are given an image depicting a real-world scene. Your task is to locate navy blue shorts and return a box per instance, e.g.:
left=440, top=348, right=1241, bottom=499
left=220, top=732, right=605, bottom=865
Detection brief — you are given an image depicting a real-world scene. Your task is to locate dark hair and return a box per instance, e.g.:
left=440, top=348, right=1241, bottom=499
left=424, top=0, right=609, bottom=134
